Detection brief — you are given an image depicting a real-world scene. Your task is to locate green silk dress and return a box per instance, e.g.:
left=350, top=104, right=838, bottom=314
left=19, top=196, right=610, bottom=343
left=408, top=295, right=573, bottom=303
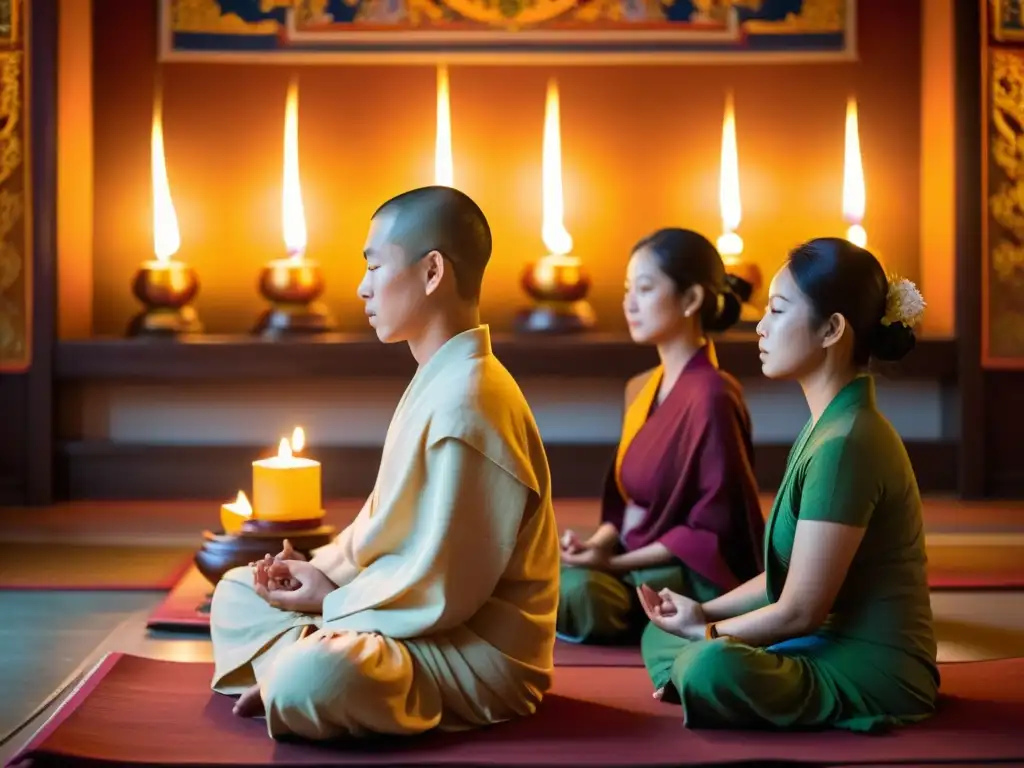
left=641, top=376, right=940, bottom=732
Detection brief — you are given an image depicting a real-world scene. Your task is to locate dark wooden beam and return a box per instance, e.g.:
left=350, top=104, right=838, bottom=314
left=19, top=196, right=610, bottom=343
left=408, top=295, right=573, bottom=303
left=53, top=334, right=959, bottom=382
left=27, top=0, right=58, bottom=504
left=56, top=440, right=959, bottom=501
left=955, top=0, right=985, bottom=498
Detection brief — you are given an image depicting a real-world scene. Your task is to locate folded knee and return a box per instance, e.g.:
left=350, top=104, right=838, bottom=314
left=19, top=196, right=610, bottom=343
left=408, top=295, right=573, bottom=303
left=672, top=640, right=753, bottom=700
left=264, top=631, right=399, bottom=711
left=265, top=634, right=347, bottom=706
left=218, top=566, right=254, bottom=589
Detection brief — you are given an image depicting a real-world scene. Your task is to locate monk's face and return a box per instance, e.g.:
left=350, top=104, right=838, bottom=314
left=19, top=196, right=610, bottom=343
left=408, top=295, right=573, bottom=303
left=756, top=264, right=826, bottom=379
left=623, top=247, right=689, bottom=344
left=357, top=212, right=432, bottom=343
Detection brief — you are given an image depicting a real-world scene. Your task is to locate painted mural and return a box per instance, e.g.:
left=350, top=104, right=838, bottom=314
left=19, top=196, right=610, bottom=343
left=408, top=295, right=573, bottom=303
left=159, top=0, right=855, bottom=62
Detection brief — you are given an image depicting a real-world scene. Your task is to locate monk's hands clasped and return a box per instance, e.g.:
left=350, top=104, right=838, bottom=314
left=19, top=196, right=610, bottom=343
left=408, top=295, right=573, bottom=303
left=248, top=539, right=308, bottom=591
left=274, top=538, right=306, bottom=562
left=636, top=584, right=707, bottom=640
left=254, top=559, right=336, bottom=615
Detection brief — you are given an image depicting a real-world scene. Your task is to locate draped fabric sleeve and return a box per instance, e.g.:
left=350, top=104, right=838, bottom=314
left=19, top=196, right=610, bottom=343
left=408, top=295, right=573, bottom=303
left=309, top=506, right=363, bottom=590
left=655, top=389, right=759, bottom=591
left=319, top=437, right=530, bottom=638
left=798, top=432, right=881, bottom=529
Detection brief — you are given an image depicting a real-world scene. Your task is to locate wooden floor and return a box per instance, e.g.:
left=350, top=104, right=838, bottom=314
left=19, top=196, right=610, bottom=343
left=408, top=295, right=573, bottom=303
left=1, top=497, right=1023, bottom=765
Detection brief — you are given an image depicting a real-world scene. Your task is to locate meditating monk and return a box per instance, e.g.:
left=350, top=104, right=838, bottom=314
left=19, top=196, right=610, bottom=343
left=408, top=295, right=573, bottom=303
left=638, top=237, right=939, bottom=732
left=557, top=228, right=765, bottom=645
left=208, top=186, right=560, bottom=741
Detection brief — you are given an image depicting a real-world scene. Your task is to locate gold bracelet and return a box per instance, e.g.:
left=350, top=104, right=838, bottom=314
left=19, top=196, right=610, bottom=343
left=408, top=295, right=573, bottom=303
left=704, top=623, right=719, bottom=640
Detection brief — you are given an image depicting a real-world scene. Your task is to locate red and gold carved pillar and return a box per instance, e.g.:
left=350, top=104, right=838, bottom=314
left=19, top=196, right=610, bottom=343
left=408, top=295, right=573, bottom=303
left=0, top=0, right=30, bottom=372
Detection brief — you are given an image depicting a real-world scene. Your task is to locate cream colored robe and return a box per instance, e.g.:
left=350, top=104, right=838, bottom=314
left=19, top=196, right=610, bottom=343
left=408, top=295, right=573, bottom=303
left=209, top=326, right=560, bottom=741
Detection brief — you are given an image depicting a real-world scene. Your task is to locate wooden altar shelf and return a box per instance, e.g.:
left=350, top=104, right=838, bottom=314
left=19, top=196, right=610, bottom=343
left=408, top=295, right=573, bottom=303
left=54, top=334, right=960, bottom=382
left=56, top=439, right=959, bottom=499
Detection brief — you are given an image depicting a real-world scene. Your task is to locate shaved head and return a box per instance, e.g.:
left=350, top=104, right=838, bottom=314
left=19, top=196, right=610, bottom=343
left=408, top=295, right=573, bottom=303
left=371, top=186, right=492, bottom=301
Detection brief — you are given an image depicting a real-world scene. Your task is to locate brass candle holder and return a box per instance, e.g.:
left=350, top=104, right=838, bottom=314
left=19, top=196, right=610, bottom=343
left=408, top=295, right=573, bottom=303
left=254, top=256, right=337, bottom=337
left=514, top=253, right=596, bottom=334
left=127, top=259, right=203, bottom=337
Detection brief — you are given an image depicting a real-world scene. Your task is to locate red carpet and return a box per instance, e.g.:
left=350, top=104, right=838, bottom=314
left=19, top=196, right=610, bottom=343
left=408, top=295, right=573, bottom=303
left=0, top=545, right=194, bottom=591
left=146, top=566, right=213, bottom=631
left=12, top=654, right=1024, bottom=767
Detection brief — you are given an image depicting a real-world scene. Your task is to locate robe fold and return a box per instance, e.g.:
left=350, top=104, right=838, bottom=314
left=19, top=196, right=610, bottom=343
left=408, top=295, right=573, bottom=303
left=605, top=345, right=764, bottom=591
left=210, top=325, right=560, bottom=741
left=557, top=344, right=764, bottom=645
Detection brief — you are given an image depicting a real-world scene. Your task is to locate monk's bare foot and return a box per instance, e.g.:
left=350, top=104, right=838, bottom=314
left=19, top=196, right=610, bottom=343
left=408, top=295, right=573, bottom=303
left=232, top=684, right=265, bottom=718
left=652, top=686, right=665, bottom=700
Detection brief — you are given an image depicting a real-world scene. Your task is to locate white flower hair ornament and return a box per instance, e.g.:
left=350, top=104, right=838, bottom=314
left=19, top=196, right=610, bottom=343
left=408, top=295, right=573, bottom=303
left=881, top=276, right=926, bottom=328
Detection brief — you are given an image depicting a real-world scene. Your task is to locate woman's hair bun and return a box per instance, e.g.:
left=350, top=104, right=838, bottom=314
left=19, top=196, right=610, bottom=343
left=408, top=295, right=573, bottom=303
left=703, top=274, right=752, bottom=333
left=869, top=321, right=916, bottom=362
left=724, top=273, right=753, bottom=303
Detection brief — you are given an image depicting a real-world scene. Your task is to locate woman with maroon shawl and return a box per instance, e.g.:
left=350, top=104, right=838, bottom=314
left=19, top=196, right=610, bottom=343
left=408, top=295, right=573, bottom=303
left=557, top=228, right=766, bottom=645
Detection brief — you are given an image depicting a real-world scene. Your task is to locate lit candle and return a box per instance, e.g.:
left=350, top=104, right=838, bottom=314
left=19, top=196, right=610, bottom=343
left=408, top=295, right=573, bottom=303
left=843, top=96, right=867, bottom=248
left=710, top=91, right=762, bottom=324
left=515, top=78, right=593, bottom=333
left=263, top=77, right=314, bottom=282
left=251, top=428, right=322, bottom=522
left=282, top=76, right=307, bottom=263
left=255, top=77, right=336, bottom=335
left=220, top=490, right=253, bottom=535
left=151, top=88, right=182, bottom=271
left=716, top=91, right=743, bottom=264
left=127, top=85, right=202, bottom=336
left=435, top=64, right=454, bottom=187
left=541, top=78, right=575, bottom=270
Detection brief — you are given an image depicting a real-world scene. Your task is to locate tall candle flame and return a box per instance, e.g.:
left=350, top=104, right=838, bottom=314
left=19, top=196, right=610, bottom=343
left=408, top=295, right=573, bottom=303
left=151, top=87, right=180, bottom=263
left=291, top=426, right=305, bottom=453
left=541, top=79, right=573, bottom=257
left=717, top=91, right=743, bottom=258
left=843, top=96, right=867, bottom=248
left=435, top=64, right=453, bottom=187
left=283, top=77, right=307, bottom=261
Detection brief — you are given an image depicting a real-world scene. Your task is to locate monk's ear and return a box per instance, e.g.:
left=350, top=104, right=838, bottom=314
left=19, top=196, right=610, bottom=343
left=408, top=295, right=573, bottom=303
left=679, top=284, right=704, bottom=319
left=820, top=312, right=847, bottom=349
left=422, top=250, right=445, bottom=296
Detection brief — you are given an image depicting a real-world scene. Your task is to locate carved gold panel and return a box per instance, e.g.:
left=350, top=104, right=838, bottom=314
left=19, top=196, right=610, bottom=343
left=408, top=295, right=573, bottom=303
left=986, top=46, right=1024, bottom=367
left=0, top=0, right=27, bottom=373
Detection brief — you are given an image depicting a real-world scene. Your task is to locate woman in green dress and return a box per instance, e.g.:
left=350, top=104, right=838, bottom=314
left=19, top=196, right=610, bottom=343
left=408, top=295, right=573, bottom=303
left=637, top=237, right=939, bottom=732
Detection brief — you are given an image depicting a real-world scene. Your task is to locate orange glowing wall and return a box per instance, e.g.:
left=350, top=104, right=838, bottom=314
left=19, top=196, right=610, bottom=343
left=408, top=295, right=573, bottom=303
left=58, top=0, right=955, bottom=337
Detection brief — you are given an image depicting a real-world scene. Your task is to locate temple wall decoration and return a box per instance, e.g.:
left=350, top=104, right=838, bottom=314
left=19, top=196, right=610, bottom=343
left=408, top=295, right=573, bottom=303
left=0, top=0, right=29, bottom=373
left=158, top=0, right=855, bottom=62
left=986, top=0, right=1024, bottom=367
